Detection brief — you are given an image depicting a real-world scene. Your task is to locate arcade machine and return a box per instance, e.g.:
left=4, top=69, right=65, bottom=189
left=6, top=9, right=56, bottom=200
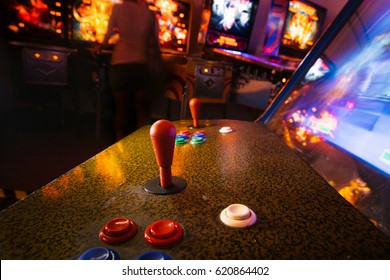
left=260, top=0, right=390, bottom=238
left=158, top=0, right=236, bottom=121
left=211, top=0, right=326, bottom=111
left=0, top=0, right=389, bottom=260
left=262, top=0, right=326, bottom=96
left=143, top=0, right=194, bottom=119
left=1, top=0, right=76, bottom=126
left=262, top=0, right=326, bottom=60
left=163, top=0, right=260, bottom=120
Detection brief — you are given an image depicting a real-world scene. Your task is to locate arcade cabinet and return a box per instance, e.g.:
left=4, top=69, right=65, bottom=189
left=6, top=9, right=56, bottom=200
left=1, top=0, right=76, bottom=127
left=260, top=0, right=390, bottom=238
left=262, top=0, right=327, bottom=59
left=0, top=0, right=389, bottom=260
left=159, top=0, right=235, bottom=121
left=204, top=0, right=321, bottom=112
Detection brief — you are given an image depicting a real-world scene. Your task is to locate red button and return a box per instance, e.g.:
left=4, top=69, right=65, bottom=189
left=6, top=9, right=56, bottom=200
left=144, top=220, right=183, bottom=248
left=150, top=220, right=176, bottom=238
left=104, top=218, right=131, bottom=236
left=178, top=130, right=191, bottom=135
left=195, top=130, right=206, bottom=135
left=99, top=217, right=138, bottom=244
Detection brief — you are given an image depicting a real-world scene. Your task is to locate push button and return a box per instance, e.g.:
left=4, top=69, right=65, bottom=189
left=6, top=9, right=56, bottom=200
left=144, top=220, right=183, bottom=248
left=175, top=137, right=187, bottom=145
left=219, top=126, right=233, bottom=134
left=178, top=130, right=191, bottom=135
left=137, top=251, right=173, bottom=260
left=220, top=204, right=257, bottom=228
left=99, top=217, right=138, bottom=244
left=78, top=247, right=120, bottom=260
left=190, top=136, right=205, bottom=144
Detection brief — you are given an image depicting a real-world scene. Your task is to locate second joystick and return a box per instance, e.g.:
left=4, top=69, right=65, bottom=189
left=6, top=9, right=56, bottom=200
left=189, top=98, right=201, bottom=128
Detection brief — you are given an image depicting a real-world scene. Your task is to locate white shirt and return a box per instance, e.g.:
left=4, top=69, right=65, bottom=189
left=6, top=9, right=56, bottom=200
left=103, top=0, right=159, bottom=65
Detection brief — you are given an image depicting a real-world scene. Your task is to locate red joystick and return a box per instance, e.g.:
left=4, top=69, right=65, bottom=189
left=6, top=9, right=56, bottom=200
left=189, top=98, right=200, bottom=128
left=145, top=120, right=187, bottom=195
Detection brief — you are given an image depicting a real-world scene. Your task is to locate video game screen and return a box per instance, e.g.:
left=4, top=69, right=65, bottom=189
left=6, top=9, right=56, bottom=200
left=71, top=0, right=118, bottom=44
left=267, top=0, right=390, bottom=237
left=70, top=0, right=191, bottom=53
left=148, top=0, right=192, bottom=54
left=1, top=0, right=67, bottom=41
left=206, top=0, right=258, bottom=52
left=279, top=0, right=326, bottom=58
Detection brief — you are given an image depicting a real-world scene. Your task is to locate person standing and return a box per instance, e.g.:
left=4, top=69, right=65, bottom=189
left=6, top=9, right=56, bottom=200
left=98, top=0, right=162, bottom=141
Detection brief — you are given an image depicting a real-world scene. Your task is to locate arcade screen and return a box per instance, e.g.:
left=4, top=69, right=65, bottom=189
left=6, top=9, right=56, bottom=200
left=206, top=0, right=258, bottom=52
left=71, top=0, right=119, bottom=44
left=267, top=0, right=390, bottom=237
left=279, top=0, right=326, bottom=58
left=70, top=0, right=191, bottom=54
left=148, top=0, right=192, bottom=54
left=1, top=0, right=67, bottom=41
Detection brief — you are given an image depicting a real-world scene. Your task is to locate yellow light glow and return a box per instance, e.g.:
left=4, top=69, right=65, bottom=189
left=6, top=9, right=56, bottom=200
left=204, top=68, right=209, bottom=73
left=56, top=12, right=62, bottom=17
left=52, top=55, right=59, bottom=61
left=8, top=25, right=19, bottom=32
left=217, top=36, right=238, bottom=47
left=282, top=78, right=287, bottom=83
left=55, top=2, right=61, bottom=7
left=179, top=13, right=184, bottom=18
left=34, top=53, right=41, bottom=59
left=312, top=107, right=317, bottom=112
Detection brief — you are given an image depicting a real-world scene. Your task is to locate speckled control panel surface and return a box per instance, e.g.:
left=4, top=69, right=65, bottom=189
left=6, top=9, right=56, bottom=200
left=0, top=120, right=389, bottom=259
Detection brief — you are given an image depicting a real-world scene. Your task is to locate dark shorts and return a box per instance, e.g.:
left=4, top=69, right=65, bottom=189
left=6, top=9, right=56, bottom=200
left=109, top=63, right=152, bottom=92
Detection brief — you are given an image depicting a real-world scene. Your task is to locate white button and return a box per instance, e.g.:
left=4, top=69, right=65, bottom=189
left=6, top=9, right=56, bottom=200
left=226, top=204, right=251, bottom=220
left=220, top=204, right=257, bottom=228
left=219, top=126, right=233, bottom=134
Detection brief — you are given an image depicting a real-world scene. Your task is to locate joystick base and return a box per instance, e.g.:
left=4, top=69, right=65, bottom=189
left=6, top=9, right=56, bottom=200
left=145, top=176, right=187, bottom=195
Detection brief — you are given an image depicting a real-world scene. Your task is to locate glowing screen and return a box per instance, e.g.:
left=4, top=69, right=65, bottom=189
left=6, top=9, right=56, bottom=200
left=206, top=0, right=258, bottom=52
left=268, top=0, right=390, bottom=238
left=3, top=0, right=66, bottom=40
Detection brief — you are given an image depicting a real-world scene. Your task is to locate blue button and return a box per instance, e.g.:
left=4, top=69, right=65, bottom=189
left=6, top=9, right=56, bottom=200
left=78, top=247, right=120, bottom=260
left=176, top=134, right=189, bottom=140
left=193, top=133, right=206, bottom=139
left=137, top=251, right=172, bottom=260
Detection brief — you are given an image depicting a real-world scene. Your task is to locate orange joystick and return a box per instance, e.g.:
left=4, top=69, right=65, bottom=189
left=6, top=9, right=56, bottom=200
left=189, top=98, right=200, bottom=128
left=145, top=120, right=187, bottom=195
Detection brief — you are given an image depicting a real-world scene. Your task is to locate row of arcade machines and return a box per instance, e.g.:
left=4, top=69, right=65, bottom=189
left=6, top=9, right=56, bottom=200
left=0, top=0, right=196, bottom=124
left=0, top=0, right=328, bottom=118
left=198, top=0, right=327, bottom=110
left=163, top=0, right=329, bottom=113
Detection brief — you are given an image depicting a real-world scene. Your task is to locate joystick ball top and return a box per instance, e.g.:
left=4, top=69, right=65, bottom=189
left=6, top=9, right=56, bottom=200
left=150, top=120, right=176, bottom=168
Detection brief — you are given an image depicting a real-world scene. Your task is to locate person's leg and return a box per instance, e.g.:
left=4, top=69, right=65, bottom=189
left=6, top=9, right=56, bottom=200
left=134, top=88, right=151, bottom=129
left=112, top=90, right=134, bottom=141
